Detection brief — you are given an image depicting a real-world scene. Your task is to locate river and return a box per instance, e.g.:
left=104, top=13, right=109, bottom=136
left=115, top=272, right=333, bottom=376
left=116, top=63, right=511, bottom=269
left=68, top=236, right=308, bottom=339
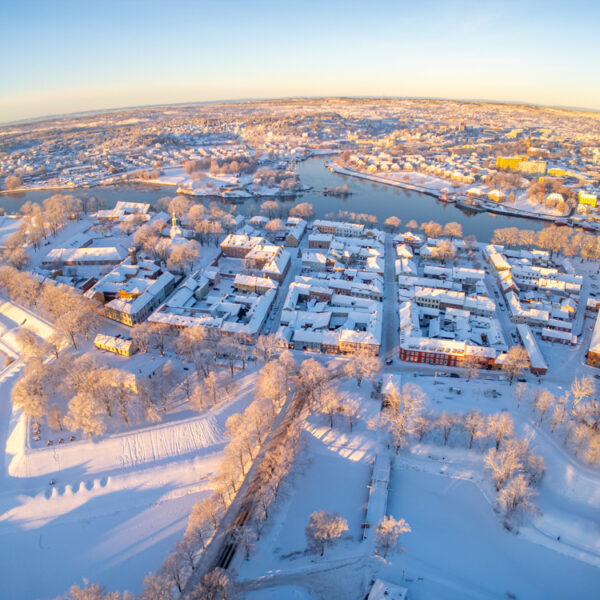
left=1, top=157, right=546, bottom=242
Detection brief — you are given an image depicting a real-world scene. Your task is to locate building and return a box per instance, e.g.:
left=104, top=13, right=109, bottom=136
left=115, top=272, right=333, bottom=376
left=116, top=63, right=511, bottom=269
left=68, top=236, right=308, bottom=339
left=516, top=324, right=548, bottom=375
left=86, top=257, right=178, bottom=326
left=284, top=217, right=307, bottom=247
left=312, top=219, right=364, bottom=237
left=93, top=333, right=136, bottom=356
left=43, top=245, right=128, bottom=267
left=220, top=233, right=265, bottom=258
left=579, top=191, right=597, bottom=208
left=586, top=312, right=600, bottom=367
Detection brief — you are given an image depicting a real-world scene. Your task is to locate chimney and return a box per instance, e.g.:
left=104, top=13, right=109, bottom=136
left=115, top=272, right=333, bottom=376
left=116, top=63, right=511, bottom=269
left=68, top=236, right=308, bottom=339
left=129, top=247, right=137, bottom=265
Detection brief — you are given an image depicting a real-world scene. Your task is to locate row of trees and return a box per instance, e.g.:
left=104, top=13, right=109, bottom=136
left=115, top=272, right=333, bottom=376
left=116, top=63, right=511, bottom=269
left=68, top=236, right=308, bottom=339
left=141, top=353, right=312, bottom=599
left=3, top=194, right=95, bottom=269
left=492, top=225, right=600, bottom=261
left=0, top=266, right=100, bottom=351
left=516, top=377, right=600, bottom=467
left=377, top=381, right=545, bottom=524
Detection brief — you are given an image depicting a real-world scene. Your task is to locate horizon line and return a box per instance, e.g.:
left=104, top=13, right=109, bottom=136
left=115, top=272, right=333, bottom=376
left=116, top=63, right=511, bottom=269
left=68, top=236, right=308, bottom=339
left=2, top=94, right=600, bottom=128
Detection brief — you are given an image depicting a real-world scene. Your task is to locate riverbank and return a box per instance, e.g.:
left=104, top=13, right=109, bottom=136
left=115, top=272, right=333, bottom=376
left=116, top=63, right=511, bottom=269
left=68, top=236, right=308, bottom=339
left=328, top=163, right=564, bottom=224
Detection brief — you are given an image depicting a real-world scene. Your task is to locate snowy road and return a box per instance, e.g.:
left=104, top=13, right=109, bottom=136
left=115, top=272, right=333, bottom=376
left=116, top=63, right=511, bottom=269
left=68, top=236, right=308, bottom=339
left=381, top=233, right=398, bottom=358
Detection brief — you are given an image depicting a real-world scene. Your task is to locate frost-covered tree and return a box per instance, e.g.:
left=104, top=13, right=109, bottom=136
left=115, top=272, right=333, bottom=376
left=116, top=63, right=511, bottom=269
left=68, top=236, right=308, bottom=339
left=487, top=412, right=514, bottom=450
left=435, top=411, right=457, bottom=445
left=463, top=410, right=486, bottom=449
left=501, top=346, right=529, bottom=384
left=299, top=358, right=328, bottom=413
left=341, top=397, right=360, bottom=432
left=64, top=393, right=106, bottom=438
left=319, top=385, right=342, bottom=428
left=380, top=383, right=427, bottom=452
left=515, top=382, right=528, bottom=409
left=570, top=376, right=595, bottom=417
left=140, top=572, right=173, bottom=600
left=375, top=515, right=411, bottom=557
left=534, top=389, right=554, bottom=424
left=305, top=510, right=348, bottom=556
left=384, top=216, right=401, bottom=231
left=484, top=438, right=528, bottom=490
left=497, top=474, right=537, bottom=521
left=343, top=349, right=379, bottom=387
left=443, top=221, right=463, bottom=239
left=290, top=202, right=314, bottom=219
left=191, top=568, right=232, bottom=600
left=254, top=333, right=280, bottom=364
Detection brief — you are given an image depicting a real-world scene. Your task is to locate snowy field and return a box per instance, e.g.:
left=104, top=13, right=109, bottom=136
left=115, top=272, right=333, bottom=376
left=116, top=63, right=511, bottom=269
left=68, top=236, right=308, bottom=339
left=383, top=467, right=600, bottom=600
left=0, top=356, right=261, bottom=599
left=236, top=372, right=600, bottom=600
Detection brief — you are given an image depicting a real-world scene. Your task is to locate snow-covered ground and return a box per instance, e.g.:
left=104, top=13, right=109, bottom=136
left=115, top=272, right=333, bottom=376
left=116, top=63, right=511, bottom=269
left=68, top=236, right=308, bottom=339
left=0, top=346, right=261, bottom=598
left=236, top=370, right=600, bottom=599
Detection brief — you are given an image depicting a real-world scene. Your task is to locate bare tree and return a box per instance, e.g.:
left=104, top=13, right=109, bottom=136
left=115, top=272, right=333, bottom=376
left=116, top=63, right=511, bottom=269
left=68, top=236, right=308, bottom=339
left=319, top=385, right=342, bottom=428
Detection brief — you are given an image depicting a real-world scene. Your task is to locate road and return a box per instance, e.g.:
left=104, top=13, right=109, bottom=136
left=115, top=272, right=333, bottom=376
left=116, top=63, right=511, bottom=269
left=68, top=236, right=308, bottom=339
left=381, top=233, right=399, bottom=358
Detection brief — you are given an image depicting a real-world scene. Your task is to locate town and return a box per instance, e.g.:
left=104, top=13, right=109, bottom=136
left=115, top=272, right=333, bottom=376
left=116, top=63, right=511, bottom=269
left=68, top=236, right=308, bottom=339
left=1, top=99, right=600, bottom=600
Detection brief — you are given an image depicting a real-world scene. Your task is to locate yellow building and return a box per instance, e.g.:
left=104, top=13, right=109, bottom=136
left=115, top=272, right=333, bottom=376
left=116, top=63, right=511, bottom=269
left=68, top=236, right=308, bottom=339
left=547, top=167, right=566, bottom=177
left=519, top=160, right=546, bottom=175
left=496, top=156, right=527, bottom=170
left=579, top=191, right=597, bottom=207
left=94, top=333, right=136, bottom=357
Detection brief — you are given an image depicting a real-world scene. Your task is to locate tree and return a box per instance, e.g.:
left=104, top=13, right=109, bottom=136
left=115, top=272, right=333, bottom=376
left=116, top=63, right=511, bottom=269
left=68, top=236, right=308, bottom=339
left=384, top=216, right=401, bottom=231
left=141, top=572, right=173, bottom=600
left=487, top=412, right=514, bottom=450
left=380, top=383, right=427, bottom=452
left=341, top=397, right=360, bottom=432
left=64, top=393, right=106, bottom=438
left=484, top=438, right=527, bottom=490
left=534, top=389, right=554, bottom=424
left=290, top=202, right=314, bottom=219
left=343, top=349, right=379, bottom=387
left=299, top=358, right=328, bottom=413
left=260, top=200, right=279, bottom=217
left=496, top=474, right=537, bottom=521
left=463, top=410, right=486, bottom=449
left=319, top=385, right=342, bottom=428
left=11, top=365, right=49, bottom=419
left=515, top=382, right=528, bottom=409
left=443, top=221, right=463, bottom=239
left=254, top=333, right=280, bottom=364
left=233, top=524, right=258, bottom=561
left=256, top=360, right=285, bottom=411
left=60, top=583, right=130, bottom=600
left=4, top=174, right=22, bottom=190
left=131, top=321, right=154, bottom=353
left=435, top=411, right=457, bottom=445
left=570, top=376, right=595, bottom=417
left=191, top=568, right=232, bottom=600
left=375, top=515, right=411, bottom=557
left=405, top=219, right=418, bottom=230
left=305, top=510, right=348, bottom=556
left=501, top=346, right=529, bottom=384
left=420, top=220, right=442, bottom=239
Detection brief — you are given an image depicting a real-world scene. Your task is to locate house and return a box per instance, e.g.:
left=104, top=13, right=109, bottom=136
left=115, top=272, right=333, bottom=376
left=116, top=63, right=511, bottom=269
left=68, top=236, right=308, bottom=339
left=94, top=333, right=136, bottom=357
left=586, top=312, right=600, bottom=367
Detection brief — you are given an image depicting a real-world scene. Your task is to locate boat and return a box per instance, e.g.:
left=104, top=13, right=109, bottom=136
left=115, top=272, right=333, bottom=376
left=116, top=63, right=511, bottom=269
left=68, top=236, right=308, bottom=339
left=554, top=219, right=569, bottom=227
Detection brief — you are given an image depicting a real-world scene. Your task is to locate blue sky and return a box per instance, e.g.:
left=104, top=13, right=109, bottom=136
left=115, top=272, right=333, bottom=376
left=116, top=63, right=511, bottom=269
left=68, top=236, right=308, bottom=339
left=1, top=0, right=599, bottom=122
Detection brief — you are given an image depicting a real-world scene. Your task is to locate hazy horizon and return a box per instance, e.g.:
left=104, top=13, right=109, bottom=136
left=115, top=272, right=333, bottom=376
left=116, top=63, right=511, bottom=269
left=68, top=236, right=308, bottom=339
left=2, top=0, right=600, bottom=123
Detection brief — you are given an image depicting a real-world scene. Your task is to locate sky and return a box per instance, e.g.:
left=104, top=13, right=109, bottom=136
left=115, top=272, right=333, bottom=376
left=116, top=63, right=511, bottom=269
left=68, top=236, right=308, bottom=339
left=1, top=0, right=600, bottom=123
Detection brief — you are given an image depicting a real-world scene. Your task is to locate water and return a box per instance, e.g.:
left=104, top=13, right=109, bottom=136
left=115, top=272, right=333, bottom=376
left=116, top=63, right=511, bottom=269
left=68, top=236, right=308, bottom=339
left=1, top=157, right=546, bottom=242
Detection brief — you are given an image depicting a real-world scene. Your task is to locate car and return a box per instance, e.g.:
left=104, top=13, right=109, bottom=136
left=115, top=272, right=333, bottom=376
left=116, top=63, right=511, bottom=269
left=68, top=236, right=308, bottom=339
left=517, top=377, right=527, bottom=382
left=450, top=373, right=459, bottom=378
left=385, top=358, right=393, bottom=365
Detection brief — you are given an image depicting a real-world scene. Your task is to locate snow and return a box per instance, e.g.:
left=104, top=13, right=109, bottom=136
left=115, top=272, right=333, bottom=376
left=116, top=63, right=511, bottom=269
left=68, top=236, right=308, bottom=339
left=0, top=352, right=262, bottom=598
left=384, top=467, right=600, bottom=600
